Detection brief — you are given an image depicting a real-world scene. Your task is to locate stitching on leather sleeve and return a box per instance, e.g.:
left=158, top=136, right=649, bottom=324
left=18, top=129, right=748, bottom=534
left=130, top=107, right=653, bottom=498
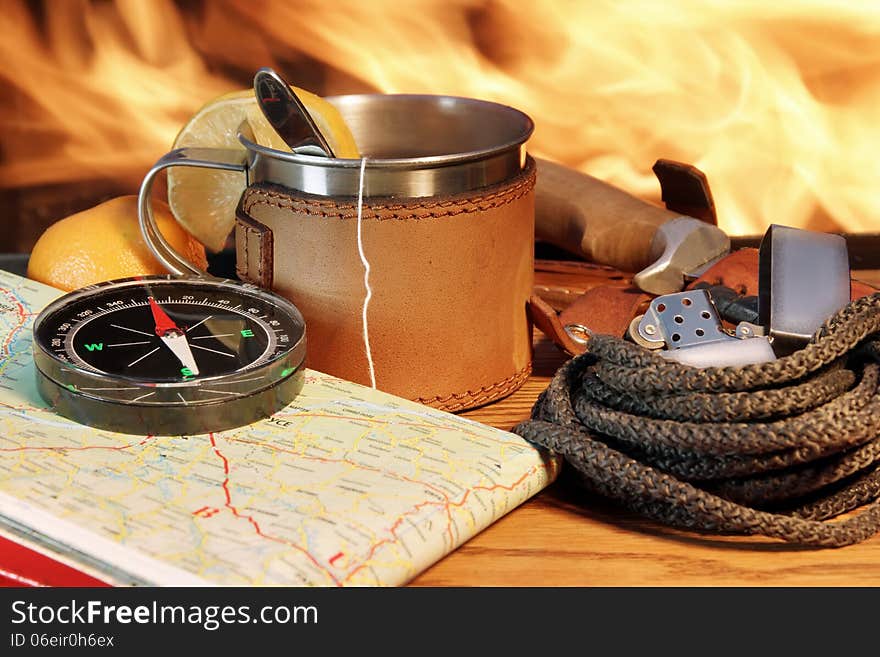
left=416, top=363, right=532, bottom=412
left=241, top=159, right=536, bottom=221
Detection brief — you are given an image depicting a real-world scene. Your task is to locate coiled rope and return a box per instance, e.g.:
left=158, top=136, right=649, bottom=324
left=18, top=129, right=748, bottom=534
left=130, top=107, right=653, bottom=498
left=514, top=292, right=880, bottom=547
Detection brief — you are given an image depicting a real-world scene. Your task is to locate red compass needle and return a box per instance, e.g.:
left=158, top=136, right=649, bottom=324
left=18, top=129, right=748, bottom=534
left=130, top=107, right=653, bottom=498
left=148, top=296, right=200, bottom=375
left=148, top=297, right=180, bottom=336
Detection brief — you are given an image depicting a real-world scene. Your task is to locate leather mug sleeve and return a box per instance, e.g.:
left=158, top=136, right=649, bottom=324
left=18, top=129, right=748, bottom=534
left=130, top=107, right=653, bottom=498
left=235, top=158, right=537, bottom=413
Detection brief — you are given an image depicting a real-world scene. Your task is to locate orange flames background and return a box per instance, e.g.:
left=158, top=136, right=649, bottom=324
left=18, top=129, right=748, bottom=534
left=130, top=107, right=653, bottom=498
left=1, top=0, right=879, bottom=251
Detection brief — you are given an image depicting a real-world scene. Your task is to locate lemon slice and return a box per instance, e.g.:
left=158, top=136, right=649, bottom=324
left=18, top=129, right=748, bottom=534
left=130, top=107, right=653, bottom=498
left=167, top=88, right=360, bottom=252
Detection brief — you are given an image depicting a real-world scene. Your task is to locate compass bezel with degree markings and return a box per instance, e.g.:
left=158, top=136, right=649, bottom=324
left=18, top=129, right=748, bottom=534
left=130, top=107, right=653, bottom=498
left=32, top=275, right=307, bottom=436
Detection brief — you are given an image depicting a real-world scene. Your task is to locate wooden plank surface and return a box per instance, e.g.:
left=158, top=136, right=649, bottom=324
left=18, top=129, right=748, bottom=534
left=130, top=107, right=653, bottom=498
left=411, top=273, right=880, bottom=586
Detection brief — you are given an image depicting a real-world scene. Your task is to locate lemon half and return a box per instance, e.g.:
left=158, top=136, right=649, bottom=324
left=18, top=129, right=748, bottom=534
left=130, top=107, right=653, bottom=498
left=28, top=196, right=207, bottom=292
left=167, top=88, right=360, bottom=252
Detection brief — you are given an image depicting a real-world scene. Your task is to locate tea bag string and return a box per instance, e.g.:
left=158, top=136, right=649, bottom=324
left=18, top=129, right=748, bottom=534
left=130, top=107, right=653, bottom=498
left=356, top=156, right=377, bottom=389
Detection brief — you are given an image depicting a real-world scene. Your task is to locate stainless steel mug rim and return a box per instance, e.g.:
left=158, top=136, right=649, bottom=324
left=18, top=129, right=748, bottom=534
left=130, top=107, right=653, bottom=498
left=239, top=93, right=534, bottom=197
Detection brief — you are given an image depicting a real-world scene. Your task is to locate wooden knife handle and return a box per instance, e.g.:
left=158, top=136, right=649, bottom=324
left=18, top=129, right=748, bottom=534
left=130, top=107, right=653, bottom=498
left=535, top=157, right=680, bottom=273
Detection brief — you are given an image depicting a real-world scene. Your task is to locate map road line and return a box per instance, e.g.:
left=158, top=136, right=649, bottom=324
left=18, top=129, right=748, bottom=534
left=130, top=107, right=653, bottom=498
left=208, top=433, right=342, bottom=587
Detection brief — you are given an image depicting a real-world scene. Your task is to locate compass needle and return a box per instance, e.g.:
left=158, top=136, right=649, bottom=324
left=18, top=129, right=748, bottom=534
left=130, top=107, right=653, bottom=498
left=148, top=297, right=200, bottom=376
left=33, top=276, right=306, bottom=435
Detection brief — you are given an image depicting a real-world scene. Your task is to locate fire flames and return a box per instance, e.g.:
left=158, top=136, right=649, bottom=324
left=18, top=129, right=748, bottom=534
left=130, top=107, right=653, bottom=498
left=2, top=0, right=880, bottom=237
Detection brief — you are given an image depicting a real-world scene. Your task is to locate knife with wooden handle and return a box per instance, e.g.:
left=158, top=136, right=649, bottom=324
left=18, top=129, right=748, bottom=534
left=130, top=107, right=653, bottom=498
left=534, top=157, right=730, bottom=294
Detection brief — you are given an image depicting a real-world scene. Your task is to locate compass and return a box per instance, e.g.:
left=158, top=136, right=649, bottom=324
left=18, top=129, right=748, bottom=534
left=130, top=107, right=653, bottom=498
left=32, top=276, right=306, bottom=435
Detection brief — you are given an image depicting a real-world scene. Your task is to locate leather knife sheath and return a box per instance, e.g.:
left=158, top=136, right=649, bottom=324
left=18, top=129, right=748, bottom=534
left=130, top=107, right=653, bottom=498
left=531, top=248, right=878, bottom=358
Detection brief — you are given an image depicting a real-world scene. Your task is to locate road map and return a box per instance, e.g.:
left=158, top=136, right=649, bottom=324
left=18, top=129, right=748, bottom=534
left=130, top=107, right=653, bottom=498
left=0, top=270, right=558, bottom=586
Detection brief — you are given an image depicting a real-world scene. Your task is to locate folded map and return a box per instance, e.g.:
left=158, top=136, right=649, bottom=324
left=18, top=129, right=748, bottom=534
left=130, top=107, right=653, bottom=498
left=0, top=270, right=558, bottom=586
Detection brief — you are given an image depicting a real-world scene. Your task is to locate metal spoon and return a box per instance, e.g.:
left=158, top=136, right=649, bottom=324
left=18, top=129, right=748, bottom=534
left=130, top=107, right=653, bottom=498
left=253, top=67, right=336, bottom=157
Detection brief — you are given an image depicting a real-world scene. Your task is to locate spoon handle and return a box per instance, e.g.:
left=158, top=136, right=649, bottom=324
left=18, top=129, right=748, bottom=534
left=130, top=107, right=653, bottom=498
left=253, top=67, right=336, bottom=158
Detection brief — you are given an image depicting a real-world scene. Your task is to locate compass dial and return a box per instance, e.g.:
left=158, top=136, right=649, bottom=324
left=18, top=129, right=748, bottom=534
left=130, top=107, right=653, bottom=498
left=33, top=276, right=306, bottom=435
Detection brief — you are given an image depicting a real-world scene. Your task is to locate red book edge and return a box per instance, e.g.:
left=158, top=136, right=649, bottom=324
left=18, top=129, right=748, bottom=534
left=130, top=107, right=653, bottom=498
left=0, top=534, right=109, bottom=587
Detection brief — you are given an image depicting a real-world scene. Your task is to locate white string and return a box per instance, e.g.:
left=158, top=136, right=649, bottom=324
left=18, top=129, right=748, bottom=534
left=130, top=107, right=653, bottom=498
left=356, top=156, right=377, bottom=389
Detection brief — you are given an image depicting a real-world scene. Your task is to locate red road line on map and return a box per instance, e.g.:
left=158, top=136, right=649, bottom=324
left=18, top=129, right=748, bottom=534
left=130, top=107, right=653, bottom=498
left=341, top=499, right=437, bottom=581
left=328, top=552, right=344, bottom=566
left=342, top=468, right=537, bottom=584
left=0, top=435, right=156, bottom=453
left=230, top=436, right=458, bottom=555
left=227, top=434, right=539, bottom=584
left=225, top=436, right=468, bottom=582
left=0, top=295, right=28, bottom=367
left=207, top=433, right=341, bottom=587
left=225, top=435, right=541, bottom=579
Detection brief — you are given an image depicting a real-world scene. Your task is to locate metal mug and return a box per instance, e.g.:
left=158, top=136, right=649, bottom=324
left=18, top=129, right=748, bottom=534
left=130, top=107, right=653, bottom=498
left=137, top=94, right=535, bottom=409
left=138, top=94, right=534, bottom=275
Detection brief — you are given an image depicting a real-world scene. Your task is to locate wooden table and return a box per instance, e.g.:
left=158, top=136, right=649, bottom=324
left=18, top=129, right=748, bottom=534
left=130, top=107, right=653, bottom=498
left=411, top=270, right=880, bottom=586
